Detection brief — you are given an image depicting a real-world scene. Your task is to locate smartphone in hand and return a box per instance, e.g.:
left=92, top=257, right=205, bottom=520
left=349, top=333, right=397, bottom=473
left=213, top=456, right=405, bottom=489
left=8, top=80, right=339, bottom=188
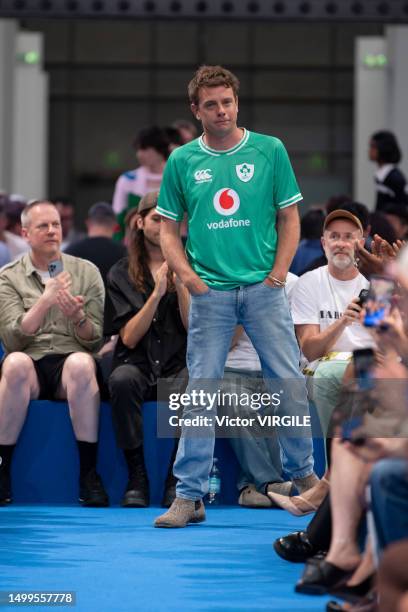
left=363, top=275, right=395, bottom=328
left=48, top=260, right=63, bottom=278
left=358, top=288, right=369, bottom=305
left=353, top=347, right=375, bottom=391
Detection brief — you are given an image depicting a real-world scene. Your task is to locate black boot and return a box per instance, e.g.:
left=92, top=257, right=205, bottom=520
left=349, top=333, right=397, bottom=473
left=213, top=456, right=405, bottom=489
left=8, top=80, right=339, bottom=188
left=0, top=445, right=14, bottom=505
left=77, top=441, right=108, bottom=507
left=79, top=468, right=109, bottom=507
left=0, top=469, right=12, bottom=505
left=122, top=448, right=149, bottom=508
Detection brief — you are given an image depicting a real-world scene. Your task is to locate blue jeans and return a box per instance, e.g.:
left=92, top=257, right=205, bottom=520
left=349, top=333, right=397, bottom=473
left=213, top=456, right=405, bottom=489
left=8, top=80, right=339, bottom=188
left=173, top=282, right=314, bottom=500
left=222, top=369, right=283, bottom=492
left=370, top=458, right=408, bottom=553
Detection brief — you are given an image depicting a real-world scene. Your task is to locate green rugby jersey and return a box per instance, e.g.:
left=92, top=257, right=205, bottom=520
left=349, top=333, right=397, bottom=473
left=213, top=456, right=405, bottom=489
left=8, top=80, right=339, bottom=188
left=157, top=129, right=302, bottom=290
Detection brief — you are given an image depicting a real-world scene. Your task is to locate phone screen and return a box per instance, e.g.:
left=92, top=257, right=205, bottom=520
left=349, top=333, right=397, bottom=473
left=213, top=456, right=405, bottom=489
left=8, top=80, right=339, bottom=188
left=353, top=348, right=375, bottom=391
left=48, top=260, right=63, bottom=278
left=363, top=275, right=395, bottom=327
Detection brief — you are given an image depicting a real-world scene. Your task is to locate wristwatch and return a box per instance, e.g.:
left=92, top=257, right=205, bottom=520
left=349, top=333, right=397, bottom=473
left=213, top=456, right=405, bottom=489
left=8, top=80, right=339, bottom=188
left=75, top=316, right=87, bottom=328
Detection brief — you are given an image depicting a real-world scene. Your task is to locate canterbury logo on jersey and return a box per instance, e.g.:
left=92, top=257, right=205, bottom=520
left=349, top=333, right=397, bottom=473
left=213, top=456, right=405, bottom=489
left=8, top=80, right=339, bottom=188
left=194, top=169, right=213, bottom=183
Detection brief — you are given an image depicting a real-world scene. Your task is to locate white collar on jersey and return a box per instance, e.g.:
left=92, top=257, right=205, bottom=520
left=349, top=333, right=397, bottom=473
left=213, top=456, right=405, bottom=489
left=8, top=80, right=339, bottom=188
left=198, top=128, right=250, bottom=157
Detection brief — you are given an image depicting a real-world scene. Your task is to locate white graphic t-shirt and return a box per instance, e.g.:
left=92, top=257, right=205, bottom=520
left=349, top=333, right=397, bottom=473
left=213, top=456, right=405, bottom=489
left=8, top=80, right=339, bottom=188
left=290, top=265, right=374, bottom=355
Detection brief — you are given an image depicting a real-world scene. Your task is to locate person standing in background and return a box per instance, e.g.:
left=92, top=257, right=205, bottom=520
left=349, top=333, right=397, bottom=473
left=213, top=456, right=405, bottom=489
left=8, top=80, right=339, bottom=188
left=112, top=126, right=170, bottom=216
left=65, top=201, right=127, bottom=341
left=0, top=196, right=29, bottom=260
left=52, top=197, right=85, bottom=251
left=369, top=131, right=408, bottom=211
left=172, top=119, right=198, bottom=144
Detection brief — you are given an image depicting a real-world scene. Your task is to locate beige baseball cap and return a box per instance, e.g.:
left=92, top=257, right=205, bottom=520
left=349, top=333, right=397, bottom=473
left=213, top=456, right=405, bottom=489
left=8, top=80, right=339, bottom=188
left=323, top=209, right=363, bottom=234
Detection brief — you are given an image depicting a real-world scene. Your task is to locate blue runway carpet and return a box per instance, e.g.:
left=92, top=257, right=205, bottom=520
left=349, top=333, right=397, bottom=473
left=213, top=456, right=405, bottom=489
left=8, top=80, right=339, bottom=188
left=0, top=506, right=332, bottom=611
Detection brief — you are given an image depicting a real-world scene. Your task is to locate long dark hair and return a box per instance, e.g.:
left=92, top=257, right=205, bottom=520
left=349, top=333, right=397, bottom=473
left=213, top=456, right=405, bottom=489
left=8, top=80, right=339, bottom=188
left=127, top=208, right=175, bottom=293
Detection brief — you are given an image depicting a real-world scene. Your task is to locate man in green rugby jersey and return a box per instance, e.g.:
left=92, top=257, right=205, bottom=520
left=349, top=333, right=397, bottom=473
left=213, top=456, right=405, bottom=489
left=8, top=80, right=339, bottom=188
left=154, top=65, right=317, bottom=528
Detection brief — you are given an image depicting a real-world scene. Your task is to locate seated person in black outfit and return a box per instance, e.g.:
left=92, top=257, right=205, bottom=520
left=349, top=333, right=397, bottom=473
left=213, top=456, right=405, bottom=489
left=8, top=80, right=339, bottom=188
left=65, top=201, right=126, bottom=284
left=107, top=192, right=189, bottom=508
left=65, top=201, right=127, bottom=340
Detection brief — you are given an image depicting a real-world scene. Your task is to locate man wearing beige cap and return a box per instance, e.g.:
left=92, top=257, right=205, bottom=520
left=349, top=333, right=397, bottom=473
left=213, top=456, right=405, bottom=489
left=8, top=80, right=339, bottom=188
left=295, top=213, right=373, bottom=425
left=268, top=209, right=375, bottom=513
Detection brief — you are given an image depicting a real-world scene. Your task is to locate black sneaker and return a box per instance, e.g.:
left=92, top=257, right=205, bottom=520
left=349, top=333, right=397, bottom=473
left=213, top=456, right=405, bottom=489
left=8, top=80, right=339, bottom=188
left=161, top=473, right=177, bottom=508
left=0, top=469, right=12, bottom=506
left=79, top=469, right=109, bottom=507
left=121, top=463, right=149, bottom=508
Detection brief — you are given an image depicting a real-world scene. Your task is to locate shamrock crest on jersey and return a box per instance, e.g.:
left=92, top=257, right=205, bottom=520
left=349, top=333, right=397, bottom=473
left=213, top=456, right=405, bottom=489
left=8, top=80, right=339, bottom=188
left=236, top=163, right=254, bottom=183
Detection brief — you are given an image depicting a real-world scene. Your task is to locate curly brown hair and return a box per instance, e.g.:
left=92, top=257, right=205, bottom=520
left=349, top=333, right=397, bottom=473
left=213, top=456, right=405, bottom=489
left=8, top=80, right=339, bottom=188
left=188, top=65, right=240, bottom=107
left=127, top=209, right=175, bottom=294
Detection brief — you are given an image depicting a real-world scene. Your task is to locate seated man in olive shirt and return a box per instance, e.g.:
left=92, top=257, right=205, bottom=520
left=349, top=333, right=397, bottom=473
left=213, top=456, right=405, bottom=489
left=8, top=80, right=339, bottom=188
left=0, top=200, right=108, bottom=507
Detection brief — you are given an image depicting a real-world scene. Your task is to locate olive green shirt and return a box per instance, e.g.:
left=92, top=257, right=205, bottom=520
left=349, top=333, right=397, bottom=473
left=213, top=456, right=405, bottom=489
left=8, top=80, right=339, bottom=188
left=0, top=253, right=104, bottom=360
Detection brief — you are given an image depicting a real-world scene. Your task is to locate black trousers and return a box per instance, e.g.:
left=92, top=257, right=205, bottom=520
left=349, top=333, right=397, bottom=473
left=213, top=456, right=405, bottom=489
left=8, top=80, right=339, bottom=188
left=108, top=363, right=187, bottom=450
left=108, top=364, right=156, bottom=449
left=306, top=437, right=332, bottom=552
left=307, top=493, right=332, bottom=552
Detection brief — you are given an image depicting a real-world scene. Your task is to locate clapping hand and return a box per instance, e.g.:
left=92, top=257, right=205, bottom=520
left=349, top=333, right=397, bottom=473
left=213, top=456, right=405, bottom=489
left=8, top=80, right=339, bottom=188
left=43, top=271, right=72, bottom=307
left=153, top=262, right=169, bottom=300
left=56, top=290, right=85, bottom=322
left=355, top=234, right=405, bottom=277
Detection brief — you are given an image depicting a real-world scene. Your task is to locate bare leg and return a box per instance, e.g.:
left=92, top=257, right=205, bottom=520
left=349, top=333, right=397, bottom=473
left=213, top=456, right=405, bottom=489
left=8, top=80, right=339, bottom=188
left=0, top=353, right=40, bottom=444
left=59, top=353, right=108, bottom=507
left=59, top=353, right=100, bottom=442
left=325, top=438, right=371, bottom=570
left=347, top=539, right=374, bottom=586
